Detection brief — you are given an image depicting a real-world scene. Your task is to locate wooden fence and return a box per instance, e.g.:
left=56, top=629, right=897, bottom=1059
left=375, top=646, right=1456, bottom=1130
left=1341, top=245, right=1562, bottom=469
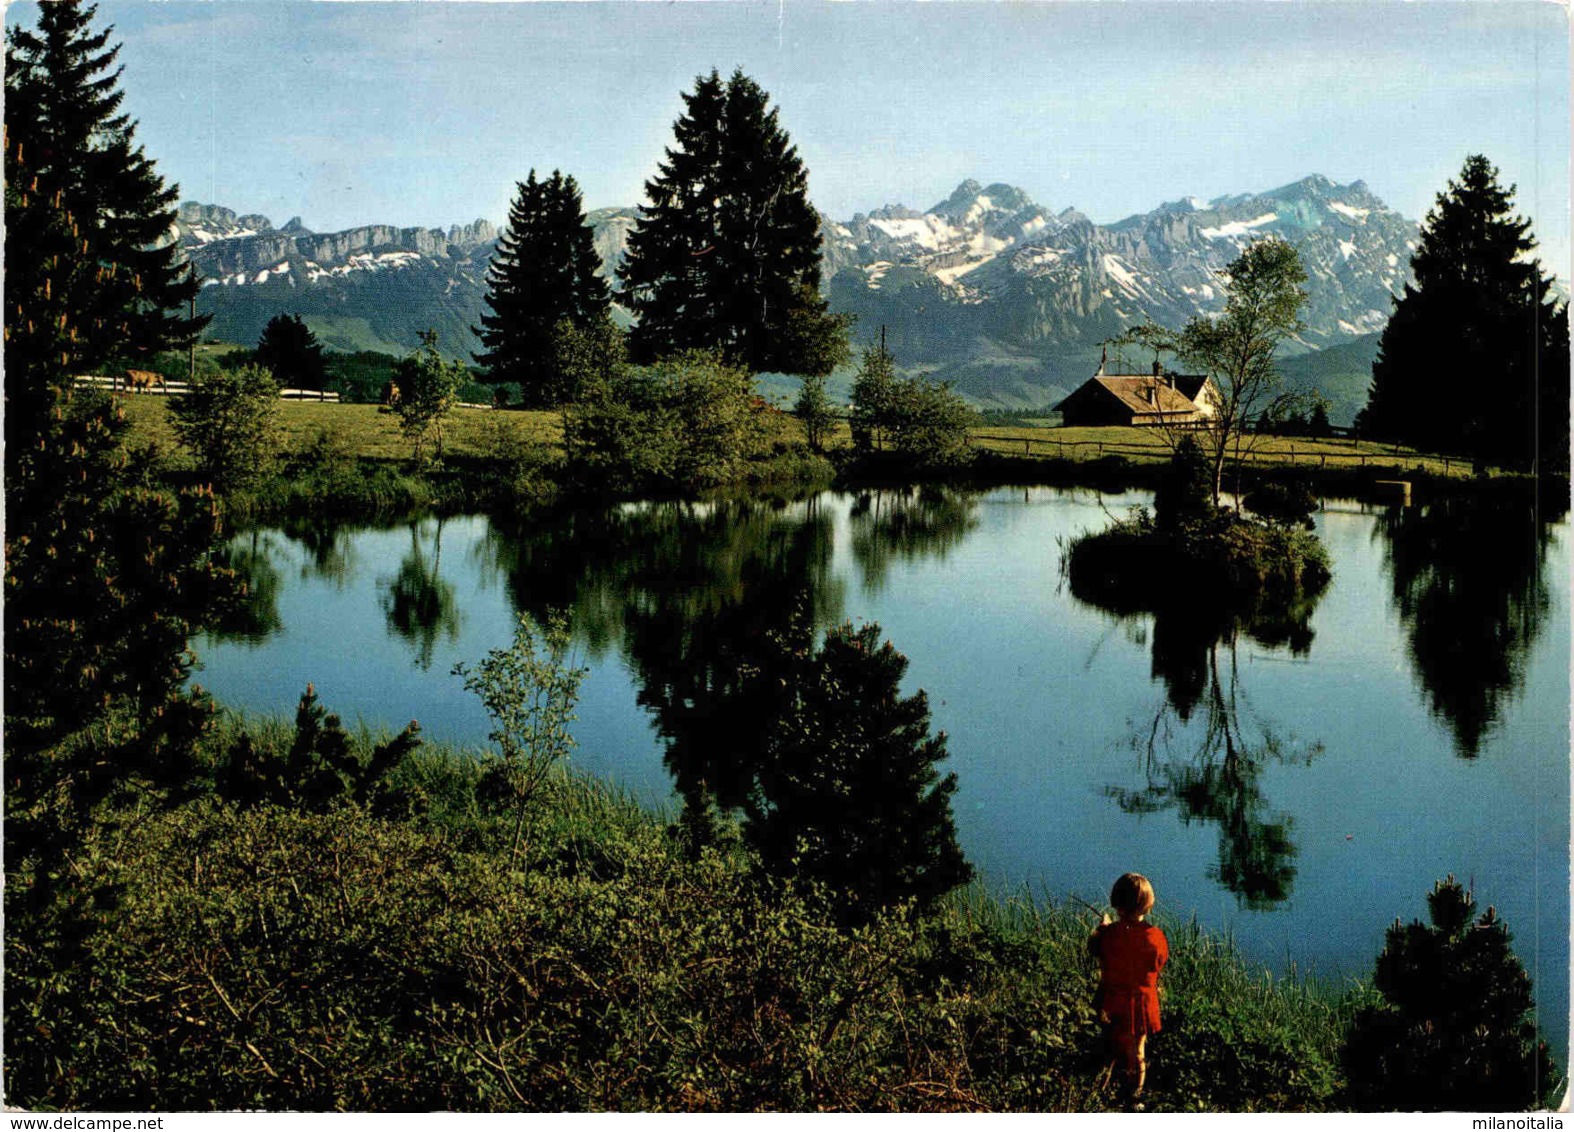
left=73, top=374, right=191, bottom=395
left=73, top=375, right=340, bottom=403
left=969, top=432, right=1468, bottom=476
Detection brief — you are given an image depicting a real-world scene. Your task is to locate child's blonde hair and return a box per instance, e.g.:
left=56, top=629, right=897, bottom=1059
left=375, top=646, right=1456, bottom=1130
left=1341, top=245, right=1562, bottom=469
left=1110, top=872, right=1155, bottom=916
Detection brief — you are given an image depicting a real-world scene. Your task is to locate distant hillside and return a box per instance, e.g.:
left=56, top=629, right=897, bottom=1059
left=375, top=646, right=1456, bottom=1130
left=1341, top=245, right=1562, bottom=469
left=1277, top=332, right=1382, bottom=427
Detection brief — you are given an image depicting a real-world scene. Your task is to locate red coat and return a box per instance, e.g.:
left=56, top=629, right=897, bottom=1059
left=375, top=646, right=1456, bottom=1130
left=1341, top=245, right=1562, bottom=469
left=1092, top=919, right=1169, bottom=1035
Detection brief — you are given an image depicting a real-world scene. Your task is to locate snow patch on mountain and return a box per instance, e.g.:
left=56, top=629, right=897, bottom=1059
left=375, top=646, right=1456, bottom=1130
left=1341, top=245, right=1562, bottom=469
left=189, top=226, right=264, bottom=244
left=1198, top=212, right=1279, bottom=240
left=1102, top=254, right=1145, bottom=297
left=868, top=215, right=954, bottom=249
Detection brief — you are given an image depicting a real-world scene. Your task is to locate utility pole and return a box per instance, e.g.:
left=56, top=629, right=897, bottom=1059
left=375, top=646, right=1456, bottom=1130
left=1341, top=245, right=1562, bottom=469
left=188, top=261, right=199, bottom=383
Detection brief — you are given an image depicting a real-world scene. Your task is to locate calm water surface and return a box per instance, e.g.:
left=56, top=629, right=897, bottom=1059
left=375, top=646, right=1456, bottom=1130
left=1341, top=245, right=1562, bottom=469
left=196, top=486, right=1570, bottom=1055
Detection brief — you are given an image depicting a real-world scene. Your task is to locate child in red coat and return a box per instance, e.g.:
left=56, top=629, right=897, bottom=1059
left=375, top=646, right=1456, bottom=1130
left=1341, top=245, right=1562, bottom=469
left=1088, top=872, right=1169, bottom=1104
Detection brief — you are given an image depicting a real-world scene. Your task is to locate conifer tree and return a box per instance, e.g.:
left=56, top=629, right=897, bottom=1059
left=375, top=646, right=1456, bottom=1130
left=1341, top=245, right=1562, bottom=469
left=1359, top=156, right=1569, bottom=471
left=4, top=8, right=234, bottom=1097
left=5, top=0, right=228, bottom=768
left=619, top=71, right=728, bottom=365
left=793, top=371, right=835, bottom=453
left=4, top=0, right=205, bottom=382
left=474, top=170, right=609, bottom=407
left=1343, top=876, right=1561, bottom=1110
left=255, top=313, right=327, bottom=393
left=619, top=69, right=848, bottom=375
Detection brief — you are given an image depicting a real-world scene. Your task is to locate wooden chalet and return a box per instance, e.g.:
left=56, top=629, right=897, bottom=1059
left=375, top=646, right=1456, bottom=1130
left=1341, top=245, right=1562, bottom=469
left=1055, top=354, right=1220, bottom=428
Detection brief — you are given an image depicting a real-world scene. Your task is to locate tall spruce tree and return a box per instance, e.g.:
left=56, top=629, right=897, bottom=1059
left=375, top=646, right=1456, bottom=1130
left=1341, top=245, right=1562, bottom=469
left=474, top=169, right=609, bottom=407
left=4, top=0, right=230, bottom=807
left=4, top=7, right=234, bottom=1048
left=255, top=313, right=327, bottom=393
left=619, top=69, right=848, bottom=375
left=4, top=0, right=205, bottom=383
left=1360, top=156, right=1569, bottom=471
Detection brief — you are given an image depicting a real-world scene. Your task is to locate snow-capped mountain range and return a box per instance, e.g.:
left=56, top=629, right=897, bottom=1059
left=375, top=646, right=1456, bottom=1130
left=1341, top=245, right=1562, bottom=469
left=177, top=175, right=1420, bottom=409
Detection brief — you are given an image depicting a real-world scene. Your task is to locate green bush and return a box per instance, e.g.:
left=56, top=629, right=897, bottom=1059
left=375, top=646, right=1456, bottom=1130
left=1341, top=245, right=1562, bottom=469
left=566, top=351, right=771, bottom=495
left=1154, top=435, right=1214, bottom=531
left=217, top=685, right=423, bottom=817
left=168, top=364, right=281, bottom=492
left=1067, top=507, right=1330, bottom=610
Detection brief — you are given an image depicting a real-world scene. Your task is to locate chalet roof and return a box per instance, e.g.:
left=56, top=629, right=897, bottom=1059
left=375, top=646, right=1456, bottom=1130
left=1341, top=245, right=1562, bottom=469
left=1088, top=375, right=1201, bottom=417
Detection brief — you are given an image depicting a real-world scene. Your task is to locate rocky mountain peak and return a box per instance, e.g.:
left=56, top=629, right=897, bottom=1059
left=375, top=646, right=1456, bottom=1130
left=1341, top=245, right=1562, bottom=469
left=931, top=179, right=1038, bottom=223
left=446, top=219, right=499, bottom=248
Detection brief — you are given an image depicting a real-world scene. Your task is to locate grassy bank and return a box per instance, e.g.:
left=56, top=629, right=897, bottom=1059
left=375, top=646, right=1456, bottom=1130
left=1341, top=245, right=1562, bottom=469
left=5, top=711, right=1373, bottom=1113
left=970, top=424, right=1479, bottom=479
left=119, top=396, right=835, bottom=523
left=119, top=395, right=564, bottom=465
left=115, top=394, right=1550, bottom=527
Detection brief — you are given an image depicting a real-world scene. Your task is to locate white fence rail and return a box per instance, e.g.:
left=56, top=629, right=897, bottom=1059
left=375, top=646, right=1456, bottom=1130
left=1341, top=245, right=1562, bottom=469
left=73, top=375, right=340, bottom=402
left=73, top=374, right=190, bottom=395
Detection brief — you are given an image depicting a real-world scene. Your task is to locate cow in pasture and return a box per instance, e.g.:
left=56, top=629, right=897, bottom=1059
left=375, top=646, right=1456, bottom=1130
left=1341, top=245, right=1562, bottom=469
left=123, top=368, right=164, bottom=394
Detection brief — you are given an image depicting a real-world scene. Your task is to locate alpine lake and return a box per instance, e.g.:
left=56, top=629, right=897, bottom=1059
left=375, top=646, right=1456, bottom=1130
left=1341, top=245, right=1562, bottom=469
left=194, top=483, right=1571, bottom=1059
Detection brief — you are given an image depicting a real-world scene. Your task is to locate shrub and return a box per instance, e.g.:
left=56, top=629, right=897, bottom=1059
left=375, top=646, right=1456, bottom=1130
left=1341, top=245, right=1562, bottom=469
left=217, top=685, right=424, bottom=817
left=392, top=331, right=466, bottom=465
left=849, top=337, right=973, bottom=466
left=454, top=612, right=588, bottom=861
left=565, top=351, right=770, bottom=494
left=478, top=412, right=557, bottom=509
left=884, top=375, right=974, bottom=467
left=1243, top=478, right=1319, bottom=531
left=168, top=363, right=280, bottom=492
left=1153, top=435, right=1214, bottom=531
left=793, top=371, right=836, bottom=453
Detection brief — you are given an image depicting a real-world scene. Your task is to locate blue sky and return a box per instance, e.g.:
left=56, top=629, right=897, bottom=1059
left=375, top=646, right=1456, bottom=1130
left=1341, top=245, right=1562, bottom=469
left=9, top=1, right=1570, bottom=276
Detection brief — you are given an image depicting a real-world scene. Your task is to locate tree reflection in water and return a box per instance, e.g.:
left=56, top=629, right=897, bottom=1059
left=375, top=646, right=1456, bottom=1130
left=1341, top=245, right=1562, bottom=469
left=1070, top=563, right=1323, bottom=910
left=481, top=496, right=845, bottom=812
left=207, top=517, right=360, bottom=646
left=379, top=518, right=461, bottom=671
left=849, top=485, right=980, bottom=595
left=1374, top=487, right=1567, bottom=758
left=277, top=513, right=358, bottom=588
left=481, top=488, right=982, bottom=894
left=207, top=531, right=286, bottom=645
